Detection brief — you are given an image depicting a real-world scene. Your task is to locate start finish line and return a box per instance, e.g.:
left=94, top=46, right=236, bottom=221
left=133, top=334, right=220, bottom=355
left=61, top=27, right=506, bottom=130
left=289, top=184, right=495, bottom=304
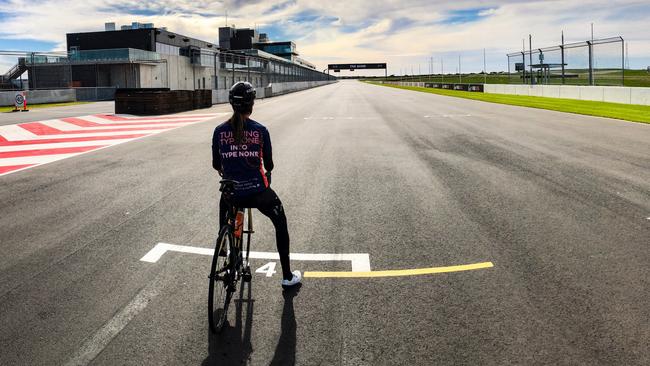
left=140, top=243, right=494, bottom=278
left=140, top=242, right=372, bottom=272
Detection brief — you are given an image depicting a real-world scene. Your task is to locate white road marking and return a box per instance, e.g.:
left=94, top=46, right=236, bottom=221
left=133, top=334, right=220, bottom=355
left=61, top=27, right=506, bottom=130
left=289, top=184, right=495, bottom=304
left=0, top=128, right=170, bottom=141
left=303, top=116, right=378, bottom=120
left=76, top=115, right=121, bottom=124
left=442, top=114, right=472, bottom=117
left=0, top=125, right=39, bottom=140
left=424, top=114, right=472, bottom=118
left=140, top=242, right=372, bottom=272
left=63, top=277, right=165, bottom=366
left=75, top=115, right=206, bottom=125
left=39, top=119, right=194, bottom=131
left=0, top=153, right=92, bottom=166
left=0, top=139, right=135, bottom=152
left=112, top=112, right=227, bottom=119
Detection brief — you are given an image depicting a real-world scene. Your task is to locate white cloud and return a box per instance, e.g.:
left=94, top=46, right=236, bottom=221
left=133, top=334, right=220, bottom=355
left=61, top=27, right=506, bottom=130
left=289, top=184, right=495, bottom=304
left=0, top=0, right=648, bottom=75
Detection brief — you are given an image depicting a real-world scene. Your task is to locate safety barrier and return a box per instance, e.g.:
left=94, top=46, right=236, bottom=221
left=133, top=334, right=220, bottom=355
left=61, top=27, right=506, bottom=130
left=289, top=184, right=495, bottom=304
left=379, top=81, right=484, bottom=92
left=211, top=80, right=337, bottom=104
left=484, top=84, right=650, bottom=106
left=0, top=89, right=76, bottom=106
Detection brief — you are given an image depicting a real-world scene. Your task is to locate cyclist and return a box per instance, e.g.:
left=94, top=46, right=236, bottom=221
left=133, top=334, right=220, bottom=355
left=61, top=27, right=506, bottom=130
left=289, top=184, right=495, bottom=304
left=212, top=81, right=301, bottom=288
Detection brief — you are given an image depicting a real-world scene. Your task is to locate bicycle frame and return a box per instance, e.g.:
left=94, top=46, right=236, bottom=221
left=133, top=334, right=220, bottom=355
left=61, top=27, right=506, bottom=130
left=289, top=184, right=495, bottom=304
left=224, top=202, right=254, bottom=276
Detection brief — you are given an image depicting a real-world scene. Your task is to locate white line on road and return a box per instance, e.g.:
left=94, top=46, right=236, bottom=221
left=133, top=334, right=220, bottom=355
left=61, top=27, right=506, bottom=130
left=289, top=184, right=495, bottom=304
left=423, top=114, right=472, bottom=118
left=0, top=153, right=92, bottom=166
left=63, top=278, right=165, bottom=366
left=39, top=119, right=195, bottom=131
left=140, top=242, right=372, bottom=272
left=0, top=128, right=170, bottom=141
left=303, top=116, right=379, bottom=120
left=0, top=139, right=135, bottom=152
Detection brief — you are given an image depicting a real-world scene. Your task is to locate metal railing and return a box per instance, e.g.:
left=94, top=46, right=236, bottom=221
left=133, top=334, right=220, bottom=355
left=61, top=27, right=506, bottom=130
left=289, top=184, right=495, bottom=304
left=23, top=48, right=161, bottom=64
left=507, top=37, right=624, bottom=86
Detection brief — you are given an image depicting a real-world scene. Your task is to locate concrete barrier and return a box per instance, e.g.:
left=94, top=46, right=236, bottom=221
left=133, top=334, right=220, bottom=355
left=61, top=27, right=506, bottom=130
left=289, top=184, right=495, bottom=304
left=0, top=89, right=76, bottom=106
left=631, top=88, right=650, bottom=105
left=210, top=81, right=336, bottom=105
left=529, top=86, right=544, bottom=97
left=484, top=84, right=650, bottom=106
left=579, top=86, right=604, bottom=102
left=542, top=85, right=561, bottom=98
left=269, top=81, right=336, bottom=97
left=559, top=85, right=581, bottom=100
left=603, top=86, right=631, bottom=104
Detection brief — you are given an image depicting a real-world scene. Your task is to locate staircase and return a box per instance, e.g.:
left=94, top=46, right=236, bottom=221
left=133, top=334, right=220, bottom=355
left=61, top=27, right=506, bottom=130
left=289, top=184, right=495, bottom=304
left=0, top=58, right=27, bottom=89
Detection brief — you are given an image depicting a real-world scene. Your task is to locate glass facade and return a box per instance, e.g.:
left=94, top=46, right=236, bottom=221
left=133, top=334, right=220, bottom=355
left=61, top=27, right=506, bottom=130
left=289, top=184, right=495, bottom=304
left=156, top=42, right=180, bottom=56
left=26, top=48, right=161, bottom=64
left=258, top=42, right=295, bottom=56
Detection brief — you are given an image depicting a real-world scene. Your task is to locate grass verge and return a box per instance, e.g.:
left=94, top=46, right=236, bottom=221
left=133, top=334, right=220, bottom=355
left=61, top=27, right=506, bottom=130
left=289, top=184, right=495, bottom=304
left=0, top=101, right=91, bottom=113
left=367, top=82, right=650, bottom=125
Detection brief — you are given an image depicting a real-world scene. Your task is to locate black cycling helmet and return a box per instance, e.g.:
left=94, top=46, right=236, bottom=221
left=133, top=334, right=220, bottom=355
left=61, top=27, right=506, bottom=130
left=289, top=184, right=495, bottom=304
left=229, top=81, right=256, bottom=113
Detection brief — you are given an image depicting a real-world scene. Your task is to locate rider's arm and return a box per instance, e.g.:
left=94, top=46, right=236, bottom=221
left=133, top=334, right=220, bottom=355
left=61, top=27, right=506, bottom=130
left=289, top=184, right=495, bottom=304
left=211, top=129, right=222, bottom=173
left=262, top=128, right=274, bottom=172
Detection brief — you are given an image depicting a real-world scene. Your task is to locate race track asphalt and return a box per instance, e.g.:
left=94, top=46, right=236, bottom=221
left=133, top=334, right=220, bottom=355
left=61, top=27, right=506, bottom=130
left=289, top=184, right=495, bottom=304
left=0, top=80, right=648, bottom=365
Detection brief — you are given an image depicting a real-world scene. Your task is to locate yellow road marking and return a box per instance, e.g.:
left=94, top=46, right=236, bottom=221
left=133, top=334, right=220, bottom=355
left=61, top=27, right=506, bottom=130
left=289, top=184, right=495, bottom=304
left=304, top=262, right=494, bottom=278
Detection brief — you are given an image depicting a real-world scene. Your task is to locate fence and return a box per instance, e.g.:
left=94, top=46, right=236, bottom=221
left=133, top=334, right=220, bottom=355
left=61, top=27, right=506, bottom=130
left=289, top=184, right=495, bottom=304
left=507, top=37, right=624, bottom=86
left=212, top=52, right=333, bottom=90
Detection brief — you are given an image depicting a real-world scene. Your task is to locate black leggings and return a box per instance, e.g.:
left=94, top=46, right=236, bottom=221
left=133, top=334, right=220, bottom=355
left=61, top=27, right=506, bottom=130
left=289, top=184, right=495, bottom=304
left=220, top=188, right=292, bottom=280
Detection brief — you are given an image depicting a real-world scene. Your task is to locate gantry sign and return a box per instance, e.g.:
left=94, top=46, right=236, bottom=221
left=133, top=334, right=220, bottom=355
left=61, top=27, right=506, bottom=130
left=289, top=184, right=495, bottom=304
left=328, top=63, right=388, bottom=77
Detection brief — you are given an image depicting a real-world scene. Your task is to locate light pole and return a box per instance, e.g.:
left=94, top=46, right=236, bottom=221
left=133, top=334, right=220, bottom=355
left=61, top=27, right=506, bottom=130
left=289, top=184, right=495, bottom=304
left=483, top=48, right=487, bottom=84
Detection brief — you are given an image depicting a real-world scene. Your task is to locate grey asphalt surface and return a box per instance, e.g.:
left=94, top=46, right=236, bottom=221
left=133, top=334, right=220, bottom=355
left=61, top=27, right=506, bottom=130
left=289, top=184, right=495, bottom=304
left=0, top=80, right=648, bottom=366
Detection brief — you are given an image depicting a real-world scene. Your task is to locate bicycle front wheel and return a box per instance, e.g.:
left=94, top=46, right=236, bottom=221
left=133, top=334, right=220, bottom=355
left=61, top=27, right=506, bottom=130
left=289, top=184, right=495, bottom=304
left=208, top=228, right=235, bottom=333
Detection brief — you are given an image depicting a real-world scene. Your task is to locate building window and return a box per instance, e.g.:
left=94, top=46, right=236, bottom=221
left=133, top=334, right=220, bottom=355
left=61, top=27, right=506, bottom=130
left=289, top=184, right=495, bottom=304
left=202, top=77, right=205, bottom=89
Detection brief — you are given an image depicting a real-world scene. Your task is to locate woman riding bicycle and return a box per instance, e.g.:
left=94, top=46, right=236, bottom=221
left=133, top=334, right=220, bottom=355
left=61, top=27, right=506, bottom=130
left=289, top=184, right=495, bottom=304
left=212, top=81, right=301, bottom=288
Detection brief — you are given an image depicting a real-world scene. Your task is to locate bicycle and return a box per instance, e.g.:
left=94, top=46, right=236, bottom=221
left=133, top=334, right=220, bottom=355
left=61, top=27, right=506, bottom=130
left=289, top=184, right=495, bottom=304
left=208, top=179, right=254, bottom=333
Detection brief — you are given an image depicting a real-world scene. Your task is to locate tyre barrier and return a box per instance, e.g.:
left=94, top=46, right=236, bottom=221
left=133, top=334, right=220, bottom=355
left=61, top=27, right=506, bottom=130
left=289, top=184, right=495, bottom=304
left=420, top=83, right=484, bottom=92
left=115, top=89, right=213, bottom=115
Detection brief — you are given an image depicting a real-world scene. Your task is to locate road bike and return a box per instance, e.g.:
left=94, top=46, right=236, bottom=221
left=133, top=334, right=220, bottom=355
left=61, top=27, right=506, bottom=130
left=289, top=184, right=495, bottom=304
left=208, top=179, right=253, bottom=333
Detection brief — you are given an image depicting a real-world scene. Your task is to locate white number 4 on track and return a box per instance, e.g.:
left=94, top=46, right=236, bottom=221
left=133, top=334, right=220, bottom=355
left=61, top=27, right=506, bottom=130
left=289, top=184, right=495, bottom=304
left=255, top=262, right=277, bottom=277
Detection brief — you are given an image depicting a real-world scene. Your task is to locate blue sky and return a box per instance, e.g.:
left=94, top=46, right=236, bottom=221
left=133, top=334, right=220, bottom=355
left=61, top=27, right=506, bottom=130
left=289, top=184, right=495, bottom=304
left=0, top=0, right=649, bottom=75
left=441, top=8, right=493, bottom=25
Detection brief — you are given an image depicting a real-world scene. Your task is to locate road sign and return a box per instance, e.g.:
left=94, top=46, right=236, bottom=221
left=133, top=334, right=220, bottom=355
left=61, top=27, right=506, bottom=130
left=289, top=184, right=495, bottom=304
left=15, top=92, right=25, bottom=109
left=328, top=63, right=387, bottom=70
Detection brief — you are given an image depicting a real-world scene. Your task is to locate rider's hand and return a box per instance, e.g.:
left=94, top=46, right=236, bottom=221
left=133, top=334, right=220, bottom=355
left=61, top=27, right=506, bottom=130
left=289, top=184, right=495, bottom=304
left=265, top=172, right=272, bottom=185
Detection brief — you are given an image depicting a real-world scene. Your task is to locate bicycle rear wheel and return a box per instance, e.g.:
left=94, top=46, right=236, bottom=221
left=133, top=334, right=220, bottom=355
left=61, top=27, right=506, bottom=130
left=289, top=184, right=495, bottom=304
left=208, top=228, right=235, bottom=333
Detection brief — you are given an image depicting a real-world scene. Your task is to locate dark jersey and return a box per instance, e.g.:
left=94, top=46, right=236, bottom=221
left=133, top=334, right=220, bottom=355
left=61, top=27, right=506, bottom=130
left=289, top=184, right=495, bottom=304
left=212, top=118, right=273, bottom=197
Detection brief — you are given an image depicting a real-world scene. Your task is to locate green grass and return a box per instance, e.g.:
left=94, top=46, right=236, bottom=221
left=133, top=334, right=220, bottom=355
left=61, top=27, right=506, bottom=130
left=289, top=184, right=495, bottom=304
left=0, top=101, right=91, bottom=113
left=367, top=82, right=650, bottom=125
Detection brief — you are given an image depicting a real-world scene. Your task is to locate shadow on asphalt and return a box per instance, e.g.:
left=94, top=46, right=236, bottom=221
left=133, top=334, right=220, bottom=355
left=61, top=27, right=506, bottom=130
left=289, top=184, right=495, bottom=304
left=201, top=281, right=302, bottom=365
left=203, top=281, right=255, bottom=365
left=269, top=283, right=301, bottom=366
